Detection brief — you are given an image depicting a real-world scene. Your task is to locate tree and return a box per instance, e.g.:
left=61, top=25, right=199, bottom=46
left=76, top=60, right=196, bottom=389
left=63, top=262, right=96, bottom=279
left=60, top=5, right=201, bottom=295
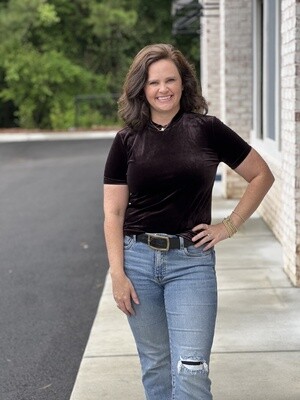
left=87, top=0, right=138, bottom=91
left=1, top=47, right=107, bottom=128
left=0, top=0, right=200, bottom=129
left=0, top=0, right=111, bottom=129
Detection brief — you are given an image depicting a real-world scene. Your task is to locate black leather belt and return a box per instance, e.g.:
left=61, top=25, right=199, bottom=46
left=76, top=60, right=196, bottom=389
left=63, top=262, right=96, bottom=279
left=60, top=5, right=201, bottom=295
left=135, top=233, right=193, bottom=251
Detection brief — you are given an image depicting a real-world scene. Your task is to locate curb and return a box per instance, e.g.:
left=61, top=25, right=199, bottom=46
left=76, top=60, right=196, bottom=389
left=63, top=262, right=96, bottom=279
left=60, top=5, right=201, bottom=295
left=0, top=131, right=117, bottom=143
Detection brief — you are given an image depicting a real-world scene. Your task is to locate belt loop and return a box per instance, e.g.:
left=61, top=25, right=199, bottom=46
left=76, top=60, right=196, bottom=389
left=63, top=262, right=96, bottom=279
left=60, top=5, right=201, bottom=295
left=179, top=236, right=184, bottom=250
left=132, top=234, right=137, bottom=242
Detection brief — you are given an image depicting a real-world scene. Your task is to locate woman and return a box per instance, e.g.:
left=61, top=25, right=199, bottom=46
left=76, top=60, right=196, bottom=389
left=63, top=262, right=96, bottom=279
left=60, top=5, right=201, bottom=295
left=103, top=44, right=274, bottom=400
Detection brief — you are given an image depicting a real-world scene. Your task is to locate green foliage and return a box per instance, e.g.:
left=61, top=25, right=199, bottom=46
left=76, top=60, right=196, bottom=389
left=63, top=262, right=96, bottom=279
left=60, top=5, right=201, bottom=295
left=89, top=2, right=137, bottom=37
left=87, top=1, right=138, bottom=91
left=37, top=3, right=60, bottom=26
left=0, top=0, right=200, bottom=129
left=133, top=0, right=173, bottom=47
left=75, top=94, right=120, bottom=128
left=1, top=47, right=107, bottom=129
left=50, top=96, right=75, bottom=130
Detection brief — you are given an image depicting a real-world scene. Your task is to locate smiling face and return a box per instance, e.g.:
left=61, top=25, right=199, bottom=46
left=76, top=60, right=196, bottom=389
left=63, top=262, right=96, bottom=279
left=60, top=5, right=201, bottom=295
left=144, top=58, right=183, bottom=123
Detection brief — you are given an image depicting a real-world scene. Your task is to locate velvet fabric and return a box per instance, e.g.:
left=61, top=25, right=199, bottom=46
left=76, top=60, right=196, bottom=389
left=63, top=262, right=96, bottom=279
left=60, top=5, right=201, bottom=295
left=104, top=112, right=251, bottom=240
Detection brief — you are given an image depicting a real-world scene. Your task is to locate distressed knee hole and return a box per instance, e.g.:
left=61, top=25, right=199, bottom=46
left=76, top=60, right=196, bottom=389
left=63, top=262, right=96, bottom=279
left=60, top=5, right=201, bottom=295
left=177, top=357, right=209, bottom=374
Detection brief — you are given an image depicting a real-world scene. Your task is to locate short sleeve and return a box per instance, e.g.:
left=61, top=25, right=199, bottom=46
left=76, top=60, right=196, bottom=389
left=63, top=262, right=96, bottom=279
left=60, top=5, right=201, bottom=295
left=103, top=132, right=128, bottom=184
left=211, top=117, right=252, bottom=169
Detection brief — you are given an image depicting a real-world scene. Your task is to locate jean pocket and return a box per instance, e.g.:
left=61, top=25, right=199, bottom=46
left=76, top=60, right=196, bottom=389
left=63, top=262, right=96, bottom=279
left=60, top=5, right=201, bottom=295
left=124, top=235, right=134, bottom=250
left=183, top=244, right=215, bottom=259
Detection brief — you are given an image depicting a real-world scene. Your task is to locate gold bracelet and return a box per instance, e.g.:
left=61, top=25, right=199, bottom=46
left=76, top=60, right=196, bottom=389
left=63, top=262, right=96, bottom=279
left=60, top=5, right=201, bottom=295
left=222, top=216, right=238, bottom=238
left=227, top=217, right=238, bottom=234
left=232, top=210, right=246, bottom=223
left=222, top=219, right=232, bottom=237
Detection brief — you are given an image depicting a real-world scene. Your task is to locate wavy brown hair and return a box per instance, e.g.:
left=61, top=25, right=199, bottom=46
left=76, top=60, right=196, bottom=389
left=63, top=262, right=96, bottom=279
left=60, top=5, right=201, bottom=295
left=118, top=43, right=208, bottom=131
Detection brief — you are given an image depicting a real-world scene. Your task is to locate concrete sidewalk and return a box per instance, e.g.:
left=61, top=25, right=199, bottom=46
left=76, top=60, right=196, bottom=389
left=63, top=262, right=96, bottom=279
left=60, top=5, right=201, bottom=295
left=70, top=187, right=300, bottom=400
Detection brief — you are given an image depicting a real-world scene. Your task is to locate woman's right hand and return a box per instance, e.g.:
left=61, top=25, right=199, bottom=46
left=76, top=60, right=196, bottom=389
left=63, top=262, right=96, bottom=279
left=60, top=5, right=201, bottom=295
left=110, top=271, right=139, bottom=316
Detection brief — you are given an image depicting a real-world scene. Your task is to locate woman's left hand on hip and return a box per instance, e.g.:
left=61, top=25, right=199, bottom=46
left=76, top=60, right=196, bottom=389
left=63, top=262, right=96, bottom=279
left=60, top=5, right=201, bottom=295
left=191, top=222, right=229, bottom=250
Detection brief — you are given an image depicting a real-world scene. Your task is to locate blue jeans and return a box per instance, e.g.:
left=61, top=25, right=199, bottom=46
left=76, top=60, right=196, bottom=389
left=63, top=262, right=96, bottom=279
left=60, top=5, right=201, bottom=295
left=124, top=234, right=217, bottom=400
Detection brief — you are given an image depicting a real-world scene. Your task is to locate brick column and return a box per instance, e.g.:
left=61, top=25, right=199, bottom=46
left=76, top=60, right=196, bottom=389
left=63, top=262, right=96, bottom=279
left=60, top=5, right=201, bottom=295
left=219, top=0, right=253, bottom=198
left=200, top=0, right=221, bottom=117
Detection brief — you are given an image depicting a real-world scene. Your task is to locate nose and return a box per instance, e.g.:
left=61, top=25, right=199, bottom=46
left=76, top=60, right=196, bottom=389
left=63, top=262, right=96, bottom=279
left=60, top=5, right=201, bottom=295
left=158, top=82, right=168, bottom=92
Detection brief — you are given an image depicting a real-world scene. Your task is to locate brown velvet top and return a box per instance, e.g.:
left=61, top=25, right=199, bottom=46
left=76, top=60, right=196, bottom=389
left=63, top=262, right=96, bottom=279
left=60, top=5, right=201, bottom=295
left=104, top=112, right=251, bottom=240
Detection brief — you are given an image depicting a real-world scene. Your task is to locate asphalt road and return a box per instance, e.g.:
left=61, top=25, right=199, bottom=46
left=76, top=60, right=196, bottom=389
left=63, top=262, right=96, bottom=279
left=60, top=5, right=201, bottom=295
left=0, top=139, right=113, bottom=400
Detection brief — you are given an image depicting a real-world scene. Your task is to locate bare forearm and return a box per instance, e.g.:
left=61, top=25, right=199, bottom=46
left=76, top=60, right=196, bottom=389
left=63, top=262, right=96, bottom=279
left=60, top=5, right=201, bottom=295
left=104, top=214, right=125, bottom=276
left=227, top=148, right=275, bottom=228
left=230, top=172, right=275, bottom=229
left=103, top=184, right=138, bottom=315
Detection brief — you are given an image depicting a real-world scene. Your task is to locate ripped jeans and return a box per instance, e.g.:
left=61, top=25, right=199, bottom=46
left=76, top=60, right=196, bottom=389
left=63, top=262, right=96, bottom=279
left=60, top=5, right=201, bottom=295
left=124, top=235, right=218, bottom=400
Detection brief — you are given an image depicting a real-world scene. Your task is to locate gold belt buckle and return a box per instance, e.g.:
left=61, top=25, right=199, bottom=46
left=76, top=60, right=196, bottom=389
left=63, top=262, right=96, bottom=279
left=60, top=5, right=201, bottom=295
left=147, top=234, right=170, bottom=251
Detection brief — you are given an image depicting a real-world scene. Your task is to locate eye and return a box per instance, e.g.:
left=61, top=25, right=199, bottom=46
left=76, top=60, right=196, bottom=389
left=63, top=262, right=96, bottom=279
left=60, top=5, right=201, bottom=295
left=148, top=81, right=158, bottom=85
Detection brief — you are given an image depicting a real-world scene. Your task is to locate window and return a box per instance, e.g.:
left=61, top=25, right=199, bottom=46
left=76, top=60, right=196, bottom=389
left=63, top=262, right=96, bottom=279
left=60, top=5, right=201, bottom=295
left=252, top=0, right=281, bottom=153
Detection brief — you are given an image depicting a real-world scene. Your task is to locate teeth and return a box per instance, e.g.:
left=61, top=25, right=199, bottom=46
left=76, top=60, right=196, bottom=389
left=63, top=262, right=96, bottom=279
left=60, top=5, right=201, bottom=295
left=157, top=96, right=171, bottom=100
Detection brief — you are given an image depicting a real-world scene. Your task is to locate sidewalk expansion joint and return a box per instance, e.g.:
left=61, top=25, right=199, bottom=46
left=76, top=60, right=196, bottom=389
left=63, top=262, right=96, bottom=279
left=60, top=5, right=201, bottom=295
left=218, top=286, right=294, bottom=291
left=84, top=354, right=138, bottom=359
left=212, top=349, right=300, bottom=354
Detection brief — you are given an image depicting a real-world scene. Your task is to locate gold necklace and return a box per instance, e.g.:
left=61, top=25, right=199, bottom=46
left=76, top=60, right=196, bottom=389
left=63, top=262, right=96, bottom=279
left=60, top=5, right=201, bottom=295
left=149, top=120, right=170, bottom=132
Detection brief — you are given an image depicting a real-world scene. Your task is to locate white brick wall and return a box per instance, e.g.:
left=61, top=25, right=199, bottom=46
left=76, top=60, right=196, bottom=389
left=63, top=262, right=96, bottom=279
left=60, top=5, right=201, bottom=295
left=200, top=0, right=300, bottom=285
left=278, top=0, right=300, bottom=285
